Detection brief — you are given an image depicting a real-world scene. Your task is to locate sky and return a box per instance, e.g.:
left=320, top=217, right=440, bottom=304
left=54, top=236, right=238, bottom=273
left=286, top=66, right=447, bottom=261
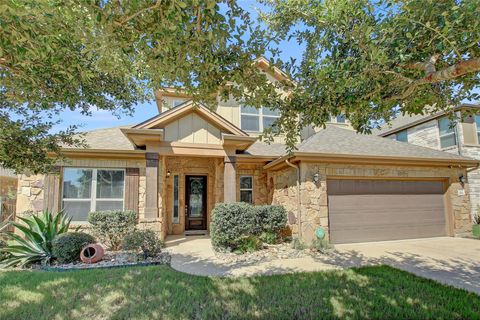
left=52, top=0, right=305, bottom=133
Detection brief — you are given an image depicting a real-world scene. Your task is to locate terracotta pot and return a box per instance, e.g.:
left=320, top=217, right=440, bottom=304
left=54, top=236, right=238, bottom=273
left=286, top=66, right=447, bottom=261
left=80, top=244, right=105, bottom=264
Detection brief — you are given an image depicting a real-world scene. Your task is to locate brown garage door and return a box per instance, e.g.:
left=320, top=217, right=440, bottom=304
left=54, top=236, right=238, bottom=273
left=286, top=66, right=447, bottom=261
left=328, top=179, right=446, bottom=244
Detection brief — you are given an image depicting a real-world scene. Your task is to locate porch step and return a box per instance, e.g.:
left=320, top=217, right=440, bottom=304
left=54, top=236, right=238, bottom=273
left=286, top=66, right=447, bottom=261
left=184, top=230, right=208, bottom=236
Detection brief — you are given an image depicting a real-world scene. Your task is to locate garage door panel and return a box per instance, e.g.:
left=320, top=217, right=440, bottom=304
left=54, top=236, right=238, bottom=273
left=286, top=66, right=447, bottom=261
left=328, top=179, right=446, bottom=244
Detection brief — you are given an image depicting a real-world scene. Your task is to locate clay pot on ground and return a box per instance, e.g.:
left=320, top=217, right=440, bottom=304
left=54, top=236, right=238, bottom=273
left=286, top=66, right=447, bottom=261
left=80, top=244, right=105, bottom=264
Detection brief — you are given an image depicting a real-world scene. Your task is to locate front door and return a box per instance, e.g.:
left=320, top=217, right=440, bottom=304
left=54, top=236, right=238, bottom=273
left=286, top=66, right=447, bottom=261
left=185, top=175, right=207, bottom=230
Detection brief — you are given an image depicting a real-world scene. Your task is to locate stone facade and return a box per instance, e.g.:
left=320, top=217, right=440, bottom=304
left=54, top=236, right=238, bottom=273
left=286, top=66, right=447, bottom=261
left=272, top=162, right=472, bottom=243
left=16, top=173, right=45, bottom=214
left=386, top=116, right=480, bottom=217
left=236, top=163, right=268, bottom=205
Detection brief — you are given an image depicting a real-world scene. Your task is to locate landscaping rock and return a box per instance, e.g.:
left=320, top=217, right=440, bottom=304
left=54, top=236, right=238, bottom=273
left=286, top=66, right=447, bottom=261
left=214, top=242, right=334, bottom=264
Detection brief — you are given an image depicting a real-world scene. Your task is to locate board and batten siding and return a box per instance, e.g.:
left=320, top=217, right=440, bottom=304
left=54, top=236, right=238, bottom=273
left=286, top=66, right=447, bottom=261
left=164, top=112, right=222, bottom=144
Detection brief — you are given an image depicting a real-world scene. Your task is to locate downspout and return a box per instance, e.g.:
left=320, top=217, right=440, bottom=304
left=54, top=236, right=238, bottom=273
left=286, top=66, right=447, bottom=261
left=285, top=159, right=302, bottom=240
left=454, top=112, right=463, bottom=156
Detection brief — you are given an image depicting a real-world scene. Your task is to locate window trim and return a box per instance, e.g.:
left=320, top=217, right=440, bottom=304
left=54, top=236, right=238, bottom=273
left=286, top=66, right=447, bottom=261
left=239, top=175, right=254, bottom=204
left=61, top=167, right=126, bottom=222
left=239, top=105, right=280, bottom=132
left=474, top=114, right=480, bottom=144
left=437, top=117, right=457, bottom=149
left=172, top=174, right=180, bottom=224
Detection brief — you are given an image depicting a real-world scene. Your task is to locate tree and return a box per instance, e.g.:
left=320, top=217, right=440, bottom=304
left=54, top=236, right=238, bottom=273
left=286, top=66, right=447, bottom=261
left=0, top=0, right=278, bottom=173
left=261, top=0, right=480, bottom=146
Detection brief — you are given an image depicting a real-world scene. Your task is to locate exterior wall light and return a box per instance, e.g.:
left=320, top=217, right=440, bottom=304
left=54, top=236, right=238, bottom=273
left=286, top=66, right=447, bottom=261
left=166, top=170, right=171, bottom=178
left=459, top=174, right=465, bottom=185
left=313, top=173, right=320, bottom=183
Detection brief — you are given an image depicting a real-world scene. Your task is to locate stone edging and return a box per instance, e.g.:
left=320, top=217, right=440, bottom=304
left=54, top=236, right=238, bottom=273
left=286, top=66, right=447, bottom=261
left=35, top=259, right=171, bottom=272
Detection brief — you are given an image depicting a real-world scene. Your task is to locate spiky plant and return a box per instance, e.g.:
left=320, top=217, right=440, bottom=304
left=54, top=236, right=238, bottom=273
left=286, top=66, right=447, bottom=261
left=0, top=210, right=71, bottom=267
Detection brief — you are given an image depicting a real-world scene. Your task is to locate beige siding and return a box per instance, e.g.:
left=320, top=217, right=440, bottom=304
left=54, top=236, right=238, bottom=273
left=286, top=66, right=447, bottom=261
left=164, top=112, right=222, bottom=144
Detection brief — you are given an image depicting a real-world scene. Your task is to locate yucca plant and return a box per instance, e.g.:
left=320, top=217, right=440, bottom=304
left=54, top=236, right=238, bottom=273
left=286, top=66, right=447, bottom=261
left=0, top=210, right=71, bottom=267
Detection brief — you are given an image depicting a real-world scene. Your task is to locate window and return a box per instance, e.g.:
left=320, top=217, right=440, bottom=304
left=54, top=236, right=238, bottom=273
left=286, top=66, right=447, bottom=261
left=240, top=105, right=280, bottom=132
left=172, top=175, right=179, bottom=224
left=62, top=168, right=125, bottom=222
left=475, top=115, right=480, bottom=143
left=438, top=117, right=457, bottom=148
left=239, top=176, right=253, bottom=204
left=172, top=99, right=185, bottom=108
left=395, top=130, right=408, bottom=142
left=336, top=114, right=346, bottom=123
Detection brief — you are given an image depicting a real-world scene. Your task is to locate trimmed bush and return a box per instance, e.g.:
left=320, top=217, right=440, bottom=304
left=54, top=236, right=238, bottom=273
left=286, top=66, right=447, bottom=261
left=255, top=205, right=287, bottom=234
left=88, top=211, right=137, bottom=250
left=210, top=202, right=256, bottom=251
left=211, top=203, right=288, bottom=252
left=122, top=229, right=164, bottom=259
left=52, top=232, right=96, bottom=263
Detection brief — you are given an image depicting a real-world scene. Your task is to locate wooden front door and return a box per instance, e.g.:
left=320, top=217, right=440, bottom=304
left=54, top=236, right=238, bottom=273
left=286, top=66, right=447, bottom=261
left=185, top=175, right=207, bottom=230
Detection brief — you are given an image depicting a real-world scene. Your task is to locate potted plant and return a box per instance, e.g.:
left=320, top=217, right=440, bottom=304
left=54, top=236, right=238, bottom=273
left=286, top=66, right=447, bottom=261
left=473, top=214, right=480, bottom=238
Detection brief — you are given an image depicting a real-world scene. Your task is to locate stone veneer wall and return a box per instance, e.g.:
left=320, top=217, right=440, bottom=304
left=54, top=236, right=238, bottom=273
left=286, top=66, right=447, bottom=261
left=236, top=163, right=268, bottom=205
left=16, top=158, right=151, bottom=232
left=461, top=145, right=480, bottom=217
left=162, top=156, right=222, bottom=235
left=272, top=162, right=472, bottom=243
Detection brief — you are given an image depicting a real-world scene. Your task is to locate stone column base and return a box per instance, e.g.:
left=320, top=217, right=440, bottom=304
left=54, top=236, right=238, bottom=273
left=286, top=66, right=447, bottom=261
left=137, top=218, right=164, bottom=239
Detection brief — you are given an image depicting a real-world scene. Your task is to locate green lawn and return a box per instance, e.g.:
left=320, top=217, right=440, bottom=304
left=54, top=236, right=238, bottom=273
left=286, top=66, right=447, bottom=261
left=0, top=265, right=478, bottom=320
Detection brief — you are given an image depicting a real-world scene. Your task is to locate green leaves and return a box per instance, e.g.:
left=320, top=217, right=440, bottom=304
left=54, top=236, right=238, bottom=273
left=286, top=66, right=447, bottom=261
left=261, top=0, right=480, bottom=140
left=0, top=210, right=71, bottom=268
left=1, top=0, right=276, bottom=173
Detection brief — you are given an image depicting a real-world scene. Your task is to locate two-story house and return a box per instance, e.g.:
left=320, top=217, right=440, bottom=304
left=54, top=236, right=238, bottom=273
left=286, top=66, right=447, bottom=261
left=15, top=60, right=478, bottom=244
left=375, top=104, right=480, bottom=219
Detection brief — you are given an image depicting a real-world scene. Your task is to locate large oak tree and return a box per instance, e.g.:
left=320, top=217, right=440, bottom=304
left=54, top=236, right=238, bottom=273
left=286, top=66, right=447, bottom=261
left=261, top=0, right=480, bottom=147
left=0, top=0, right=279, bottom=173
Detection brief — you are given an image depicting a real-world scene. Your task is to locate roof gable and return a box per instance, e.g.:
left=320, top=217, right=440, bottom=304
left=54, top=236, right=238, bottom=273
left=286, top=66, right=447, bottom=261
left=134, top=100, right=247, bottom=137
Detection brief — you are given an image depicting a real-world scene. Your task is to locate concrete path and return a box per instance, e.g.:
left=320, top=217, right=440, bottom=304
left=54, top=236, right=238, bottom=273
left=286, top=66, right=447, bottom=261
left=166, top=235, right=480, bottom=295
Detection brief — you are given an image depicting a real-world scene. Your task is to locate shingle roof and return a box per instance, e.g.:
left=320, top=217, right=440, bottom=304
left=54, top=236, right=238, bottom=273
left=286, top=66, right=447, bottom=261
left=242, top=141, right=287, bottom=157
left=297, top=125, right=473, bottom=161
left=63, top=126, right=136, bottom=151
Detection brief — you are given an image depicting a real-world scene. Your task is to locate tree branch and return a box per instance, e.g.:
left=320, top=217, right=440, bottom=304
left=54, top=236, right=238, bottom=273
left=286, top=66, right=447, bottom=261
left=115, top=1, right=162, bottom=26
left=389, top=57, right=480, bottom=101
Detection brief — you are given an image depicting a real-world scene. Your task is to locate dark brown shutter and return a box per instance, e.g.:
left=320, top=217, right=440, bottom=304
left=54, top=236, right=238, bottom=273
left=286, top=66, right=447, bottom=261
left=43, top=166, right=62, bottom=213
left=125, top=168, right=140, bottom=212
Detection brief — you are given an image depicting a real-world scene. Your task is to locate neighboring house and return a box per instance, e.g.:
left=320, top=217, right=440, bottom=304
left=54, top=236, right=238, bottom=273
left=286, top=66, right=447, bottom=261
left=15, top=63, right=478, bottom=244
left=0, top=166, right=17, bottom=219
left=375, top=104, right=480, bottom=219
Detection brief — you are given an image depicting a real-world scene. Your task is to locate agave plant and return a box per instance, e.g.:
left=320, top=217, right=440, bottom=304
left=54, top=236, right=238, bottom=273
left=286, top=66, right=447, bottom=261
left=0, top=210, right=71, bottom=267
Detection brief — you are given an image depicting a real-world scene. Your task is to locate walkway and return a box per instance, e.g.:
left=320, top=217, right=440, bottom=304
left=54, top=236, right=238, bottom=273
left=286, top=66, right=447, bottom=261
left=166, top=235, right=480, bottom=295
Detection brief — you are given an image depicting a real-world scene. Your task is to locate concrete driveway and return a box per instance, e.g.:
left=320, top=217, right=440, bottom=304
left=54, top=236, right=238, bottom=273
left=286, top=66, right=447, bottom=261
left=335, top=237, right=480, bottom=294
left=166, top=236, right=480, bottom=295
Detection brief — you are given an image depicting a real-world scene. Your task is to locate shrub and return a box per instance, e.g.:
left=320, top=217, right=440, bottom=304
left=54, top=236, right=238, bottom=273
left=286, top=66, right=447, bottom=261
left=473, top=214, right=480, bottom=225
left=0, top=210, right=71, bottom=267
left=0, top=239, right=10, bottom=262
left=259, top=231, right=278, bottom=244
left=52, top=232, right=96, bottom=263
left=310, top=238, right=333, bottom=252
left=88, top=211, right=137, bottom=250
left=291, top=238, right=307, bottom=250
left=255, top=205, right=288, bottom=234
left=236, top=236, right=262, bottom=253
left=122, top=230, right=164, bottom=259
left=210, top=202, right=256, bottom=251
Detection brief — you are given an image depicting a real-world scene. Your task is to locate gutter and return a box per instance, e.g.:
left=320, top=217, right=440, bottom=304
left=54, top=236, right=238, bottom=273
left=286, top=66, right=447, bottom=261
left=285, top=159, right=302, bottom=240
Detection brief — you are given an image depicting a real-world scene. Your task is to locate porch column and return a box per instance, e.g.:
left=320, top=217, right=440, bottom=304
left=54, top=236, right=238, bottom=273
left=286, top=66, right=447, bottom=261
left=144, top=152, right=159, bottom=218
left=224, top=155, right=237, bottom=203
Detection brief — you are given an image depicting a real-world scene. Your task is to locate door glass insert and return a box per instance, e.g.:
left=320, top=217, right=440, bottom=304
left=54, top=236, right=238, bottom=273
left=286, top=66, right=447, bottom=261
left=189, top=178, right=204, bottom=217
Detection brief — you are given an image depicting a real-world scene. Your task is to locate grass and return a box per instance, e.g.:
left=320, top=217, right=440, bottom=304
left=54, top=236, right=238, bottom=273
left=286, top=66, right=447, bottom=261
left=0, top=265, right=479, bottom=319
